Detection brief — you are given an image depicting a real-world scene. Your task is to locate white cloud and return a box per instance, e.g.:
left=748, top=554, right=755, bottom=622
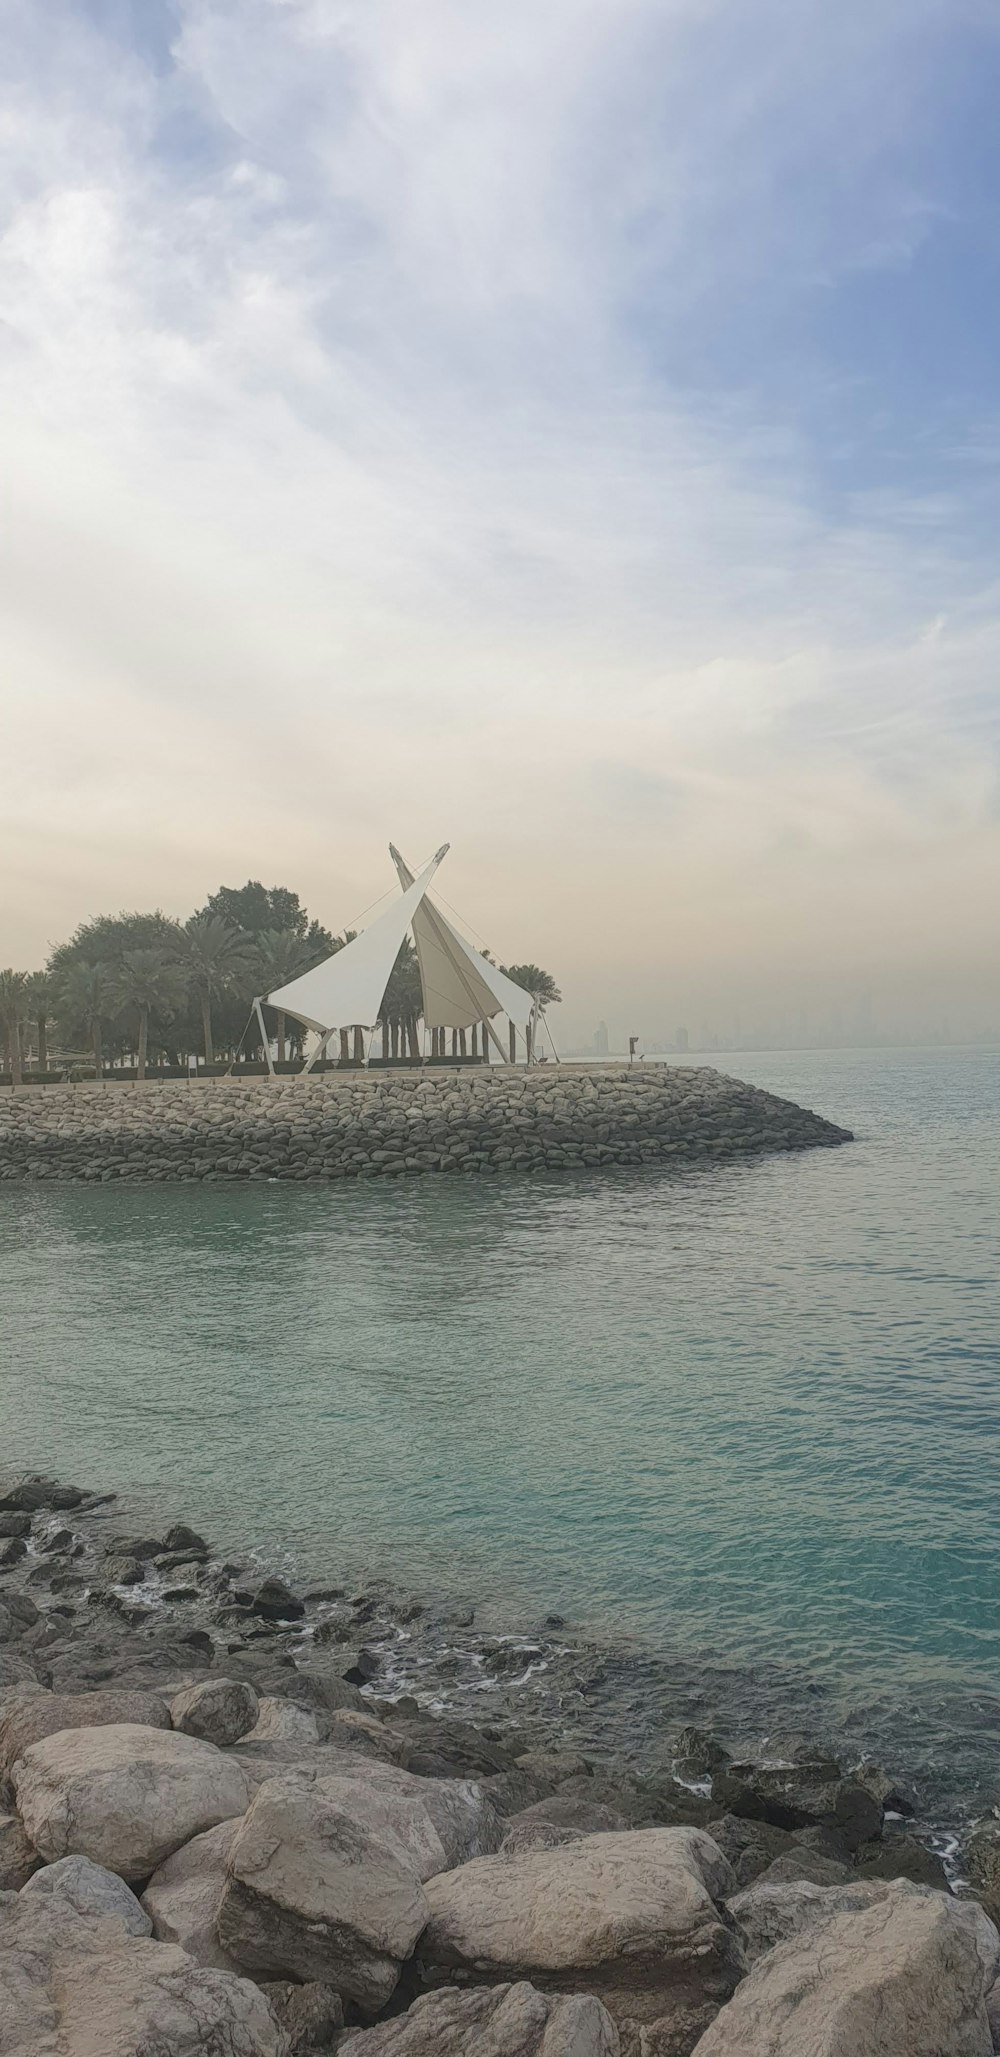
left=1, top=0, right=999, bottom=1035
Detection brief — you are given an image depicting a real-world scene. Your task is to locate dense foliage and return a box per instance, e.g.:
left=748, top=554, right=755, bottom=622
left=3, top=882, right=560, bottom=1075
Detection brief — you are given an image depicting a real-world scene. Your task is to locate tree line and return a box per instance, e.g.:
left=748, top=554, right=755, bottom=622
left=0, top=880, right=560, bottom=1084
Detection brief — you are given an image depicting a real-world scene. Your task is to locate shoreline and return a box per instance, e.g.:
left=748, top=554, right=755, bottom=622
left=1, top=1468, right=990, bottom=1875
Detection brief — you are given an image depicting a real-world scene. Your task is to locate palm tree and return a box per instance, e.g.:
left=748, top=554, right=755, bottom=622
left=0, top=970, right=29, bottom=1087
left=25, top=971, right=55, bottom=1072
left=500, top=963, right=561, bottom=1011
left=56, top=961, right=109, bottom=1079
left=255, top=928, right=313, bottom=1065
left=378, top=936, right=423, bottom=1060
left=111, top=950, right=186, bottom=1081
left=180, top=914, right=255, bottom=1067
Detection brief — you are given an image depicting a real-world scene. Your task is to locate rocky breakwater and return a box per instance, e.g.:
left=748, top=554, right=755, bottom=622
left=3, top=1472, right=1000, bottom=2056
left=0, top=1064, right=852, bottom=1184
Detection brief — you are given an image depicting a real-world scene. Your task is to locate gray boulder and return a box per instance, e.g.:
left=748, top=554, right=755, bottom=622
left=417, top=1827, right=743, bottom=2025
left=0, top=1811, right=39, bottom=1888
left=245, top=1697, right=321, bottom=1746
left=142, top=1817, right=245, bottom=1971
left=341, top=1981, right=620, bottom=2054
left=260, top=1980, right=345, bottom=2053
left=693, top=1879, right=998, bottom=2056
left=171, top=1677, right=260, bottom=1746
left=218, top=1774, right=429, bottom=2014
left=12, top=1721, right=251, bottom=1881
left=22, top=1852, right=152, bottom=1935
left=729, top=1876, right=883, bottom=1963
left=0, top=1890, right=282, bottom=2056
left=0, top=1683, right=171, bottom=1774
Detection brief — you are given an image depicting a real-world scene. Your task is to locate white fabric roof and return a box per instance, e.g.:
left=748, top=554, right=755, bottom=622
left=389, top=846, right=535, bottom=1030
left=266, top=848, right=448, bottom=1033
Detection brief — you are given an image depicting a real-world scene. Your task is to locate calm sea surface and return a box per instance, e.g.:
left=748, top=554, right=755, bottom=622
left=2, top=1048, right=999, bottom=1817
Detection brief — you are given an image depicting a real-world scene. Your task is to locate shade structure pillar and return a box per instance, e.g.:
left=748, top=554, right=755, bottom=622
left=339, top=1029, right=350, bottom=1064
left=459, top=1028, right=467, bottom=1057
left=509, top=1020, right=517, bottom=1064
left=470, top=1024, right=478, bottom=1059
left=353, top=1026, right=364, bottom=1063
left=254, top=999, right=276, bottom=1080
left=451, top=1029, right=458, bottom=1058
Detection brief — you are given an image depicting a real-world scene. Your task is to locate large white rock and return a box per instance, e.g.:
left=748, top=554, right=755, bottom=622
left=319, top=1761, right=504, bottom=1874
left=142, top=1818, right=245, bottom=1970
left=692, top=1879, right=998, bottom=2056
left=218, top=1774, right=429, bottom=2014
left=417, top=1828, right=742, bottom=2025
left=12, top=1722, right=251, bottom=1882
left=341, top=1980, right=620, bottom=2053
left=0, top=1684, right=170, bottom=1774
left=0, top=1892, right=282, bottom=2056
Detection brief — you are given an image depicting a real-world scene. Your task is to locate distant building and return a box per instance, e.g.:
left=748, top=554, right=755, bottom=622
left=675, top=1026, right=689, bottom=1052
left=593, top=1020, right=609, bottom=1057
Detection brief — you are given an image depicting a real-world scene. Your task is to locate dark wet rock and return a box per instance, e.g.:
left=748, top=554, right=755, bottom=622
left=163, top=1524, right=209, bottom=1555
left=853, top=1760, right=919, bottom=1817
left=672, top=1726, right=731, bottom=1780
left=0, top=1539, right=27, bottom=1569
left=252, top=1577, right=305, bottom=1622
left=103, top=1555, right=146, bottom=1587
left=41, top=1528, right=76, bottom=1555
left=0, top=1515, right=32, bottom=1540
left=4, top=1593, right=39, bottom=1631
left=706, top=1814, right=804, bottom=1888
left=711, top=1762, right=881, bottom=1852
left=106, top=1535, right=163, bottom=1561
left=393, top=1715, right=515, bottom=1781
left=855, top=1831, right=949, bottom=1890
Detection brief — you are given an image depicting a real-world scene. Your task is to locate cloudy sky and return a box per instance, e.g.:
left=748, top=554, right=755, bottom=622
left=3, top=0, right=1000, bottom=1042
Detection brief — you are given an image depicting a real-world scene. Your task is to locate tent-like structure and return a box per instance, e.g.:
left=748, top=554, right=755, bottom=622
left=259, top=843, right=541, bottom=1069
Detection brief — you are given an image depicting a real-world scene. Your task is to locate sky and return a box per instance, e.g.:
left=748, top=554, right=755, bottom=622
left=3, top=0, right=1000, bottom=1044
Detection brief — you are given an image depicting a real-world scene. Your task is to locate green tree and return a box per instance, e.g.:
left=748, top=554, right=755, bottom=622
left=49, top=911, right=183, bottom=977
left=500, top=963, right=561, bottom=1012
left=255, top=928, right=314, bottom=1064
left=25, top=971, right=55, bottom=1071
left=0, top=970, right=29, bottom=1087
left=180, top=914, right=256, bottom=1067
left=111, top=951, right=186, bottom=1081
left=54, top=961, right=110, bottom=1079
left=201, top=881, right=335, bottom=958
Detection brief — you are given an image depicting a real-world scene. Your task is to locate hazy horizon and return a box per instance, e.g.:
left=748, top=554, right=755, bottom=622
left=4, top=1, right=1000, bottom=1046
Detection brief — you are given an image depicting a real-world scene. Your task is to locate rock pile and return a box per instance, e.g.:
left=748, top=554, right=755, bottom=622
left=0, top=1066, right=851, bottom=1184
left=3, top=1474, right=997, bottom=2055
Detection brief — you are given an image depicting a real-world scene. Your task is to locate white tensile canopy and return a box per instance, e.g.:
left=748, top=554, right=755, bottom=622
left=262, top=842, right=536, bottom=1046
left=388, top=845, right=535, bottom=1031
left=265, top=847, right=449, bottom=1035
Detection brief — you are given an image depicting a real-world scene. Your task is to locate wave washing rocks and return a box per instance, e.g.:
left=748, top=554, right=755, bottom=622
left=3, top=1474, right=1000, bottom=2056
left=0, top=1064, right=852, bottom=1184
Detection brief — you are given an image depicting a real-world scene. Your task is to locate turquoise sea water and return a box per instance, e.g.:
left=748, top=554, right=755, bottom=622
left=2, top=1049, right=999, bottom=1810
